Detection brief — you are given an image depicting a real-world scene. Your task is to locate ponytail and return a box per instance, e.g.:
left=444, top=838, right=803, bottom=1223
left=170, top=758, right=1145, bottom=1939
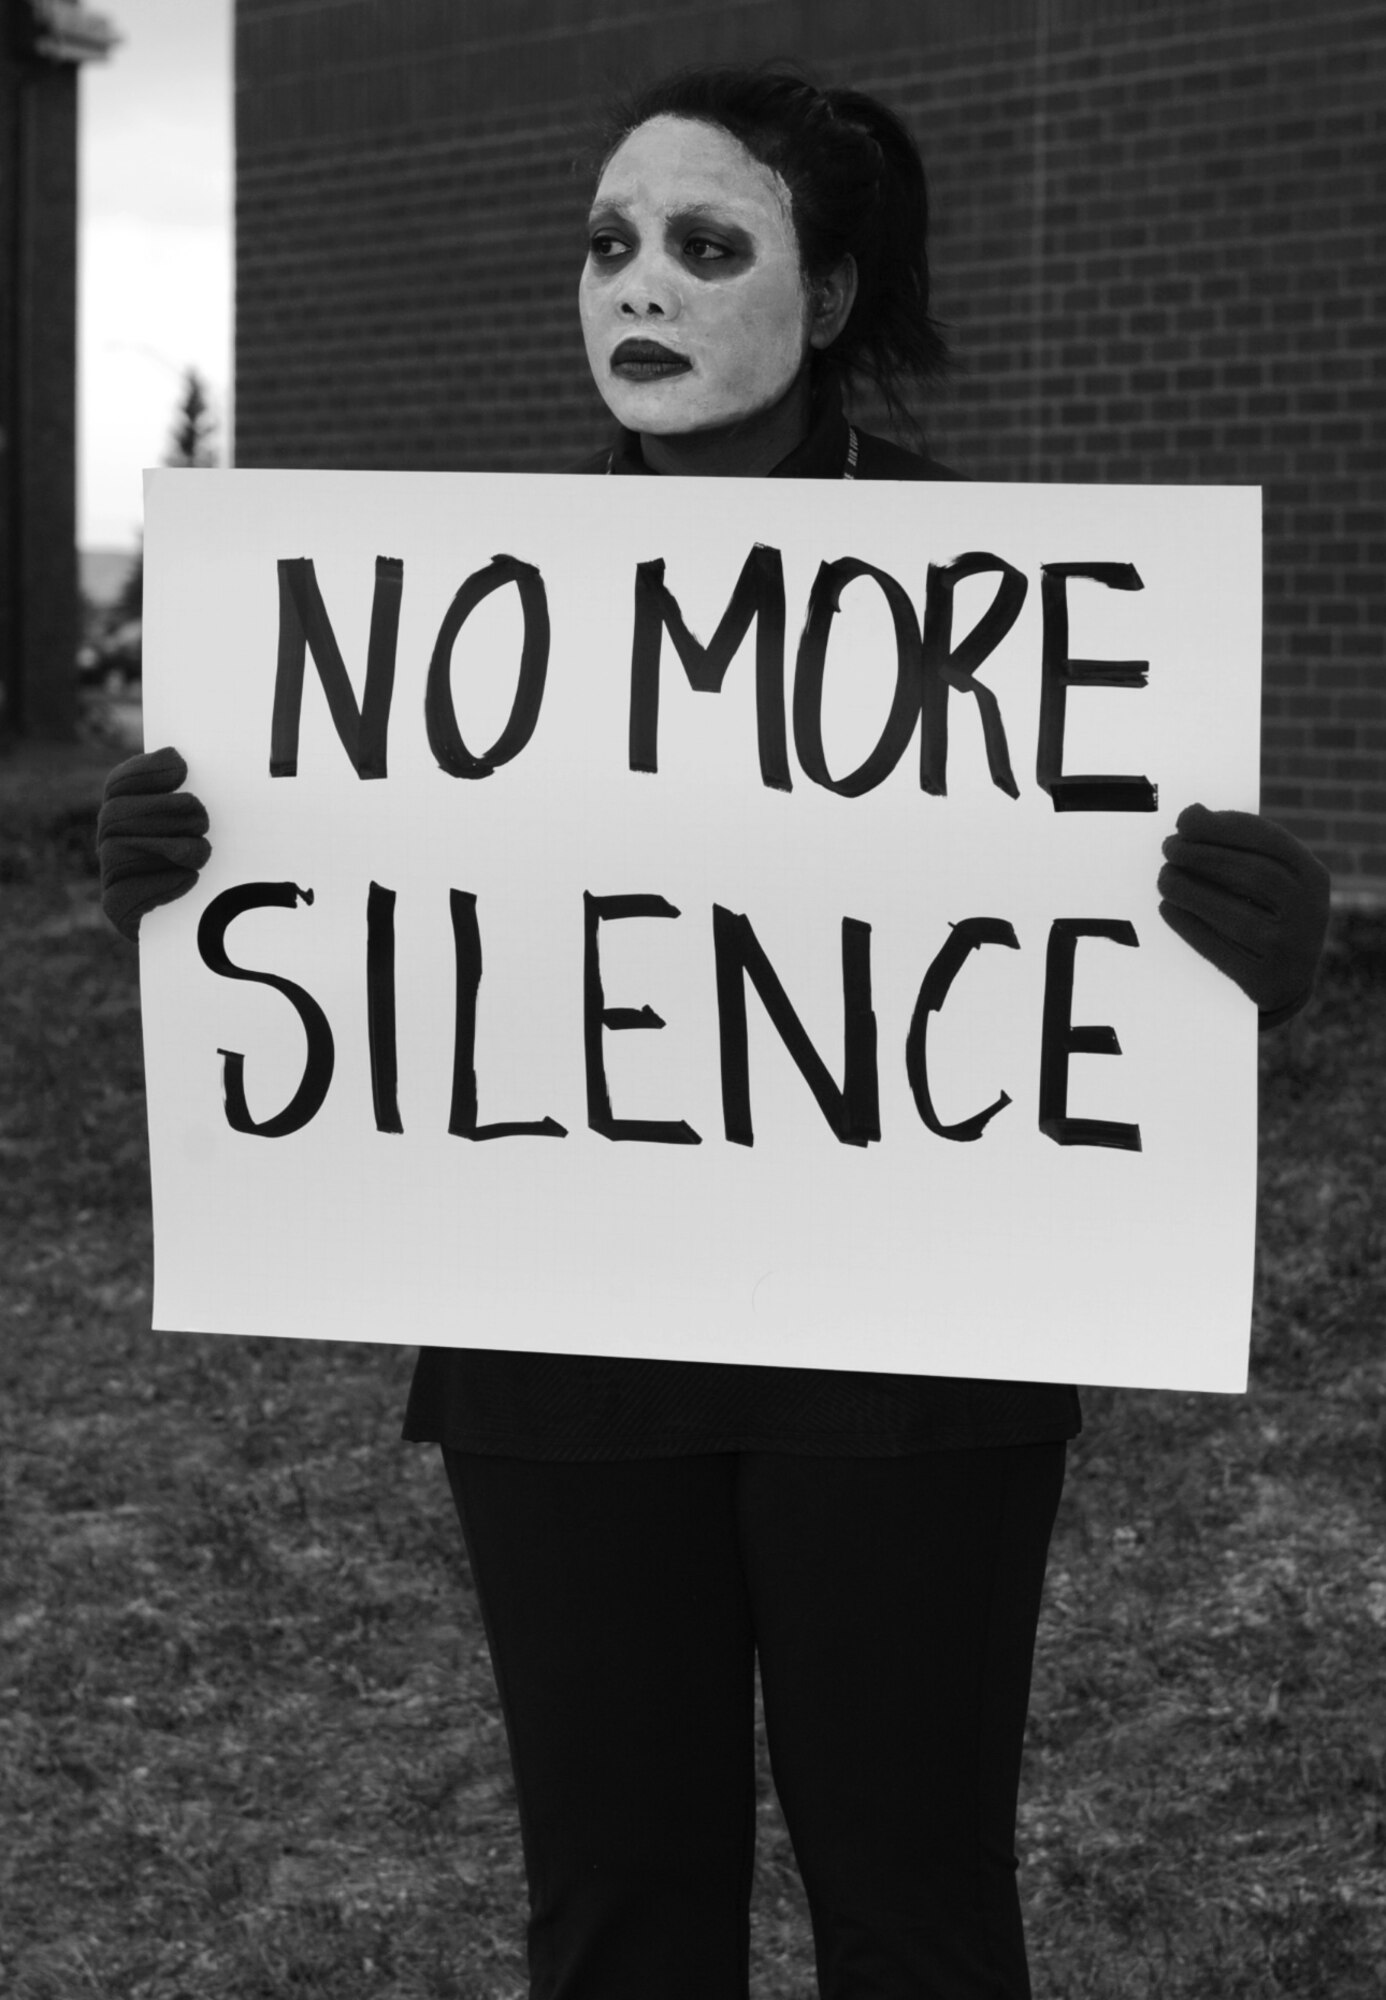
left=812, top=86, right=950, bottom=413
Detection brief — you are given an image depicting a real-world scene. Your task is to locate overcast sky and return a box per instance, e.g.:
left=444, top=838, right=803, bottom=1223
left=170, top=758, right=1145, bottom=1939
left=80, top=0, right=232, bottom=549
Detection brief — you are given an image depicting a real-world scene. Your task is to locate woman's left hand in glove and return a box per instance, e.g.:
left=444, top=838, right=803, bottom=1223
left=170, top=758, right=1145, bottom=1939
left=1157, top=804, right=1331, bottom=1027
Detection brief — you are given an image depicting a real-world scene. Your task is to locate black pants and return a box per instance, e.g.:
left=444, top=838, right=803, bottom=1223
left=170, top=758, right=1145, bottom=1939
left=442, top=1442, right=1066, bottom=2000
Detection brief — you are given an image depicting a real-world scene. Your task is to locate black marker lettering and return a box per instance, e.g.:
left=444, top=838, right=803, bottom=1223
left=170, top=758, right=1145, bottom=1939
left=905, top=917, right=1020, bottom=1140
left=583, top=892, right=700, bottom=1143
left=793, top=558, right=923, bottom=797
left=270, top=555, right=401, bottom=779
left=920, top=553, right=1026, bottom=799
left=1037, top=563, right=1157, bottom=811
left=713, top=906, right=879, bottom=1147
left=448, top=890, right=566, bottom=1139
left=366, top=881, right=402, bottom=1133
left=426, top=554, right=550, bottom=779
left=197, top=882, right=335, bottom=1137
left=628, top=545, right=790, bottom=790
left=1039, top=918, right=1142, bottom=1150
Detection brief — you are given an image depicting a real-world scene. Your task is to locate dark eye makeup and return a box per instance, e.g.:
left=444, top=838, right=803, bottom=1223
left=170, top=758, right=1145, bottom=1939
left=683, top=234, right=738, bottom=262
left=585, top=209, right=755, bottom=274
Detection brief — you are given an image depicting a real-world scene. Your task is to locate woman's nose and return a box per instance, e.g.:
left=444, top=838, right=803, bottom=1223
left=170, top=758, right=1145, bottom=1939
left=615, top=255, right=681, bottom=320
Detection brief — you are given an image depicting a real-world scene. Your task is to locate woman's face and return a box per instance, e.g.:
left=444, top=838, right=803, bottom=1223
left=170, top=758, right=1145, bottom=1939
left=579, top=114, right=812, bottom=435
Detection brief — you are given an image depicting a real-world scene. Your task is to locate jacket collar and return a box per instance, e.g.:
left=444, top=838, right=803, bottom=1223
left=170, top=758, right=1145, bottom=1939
left=606, top=371, right=851, bottom=480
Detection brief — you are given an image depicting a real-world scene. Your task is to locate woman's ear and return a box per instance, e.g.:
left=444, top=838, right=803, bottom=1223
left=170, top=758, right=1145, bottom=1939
left=808, top=255, right=859, bottom=350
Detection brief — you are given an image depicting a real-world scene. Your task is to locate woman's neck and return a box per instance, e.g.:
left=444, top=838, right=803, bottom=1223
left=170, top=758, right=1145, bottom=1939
left=638, top=369, right=812, bottom=478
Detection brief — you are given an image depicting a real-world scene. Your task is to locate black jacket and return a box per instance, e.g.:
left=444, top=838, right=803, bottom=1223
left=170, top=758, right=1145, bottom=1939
left=571, top=377, right=966, bottom=484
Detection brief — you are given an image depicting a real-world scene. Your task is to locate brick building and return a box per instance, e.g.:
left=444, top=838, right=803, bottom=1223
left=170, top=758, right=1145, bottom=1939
left=235, top=0, right=1386, bottom=900
left=0, top=0, right=115, bottom=739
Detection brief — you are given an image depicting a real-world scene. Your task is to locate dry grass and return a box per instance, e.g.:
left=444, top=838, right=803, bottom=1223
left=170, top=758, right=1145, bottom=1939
left=2, top=748, right=1383, bottom=1997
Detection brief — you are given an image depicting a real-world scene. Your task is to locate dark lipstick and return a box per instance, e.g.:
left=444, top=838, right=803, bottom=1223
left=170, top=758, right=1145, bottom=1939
left=610, top=338, right=693, bottom=381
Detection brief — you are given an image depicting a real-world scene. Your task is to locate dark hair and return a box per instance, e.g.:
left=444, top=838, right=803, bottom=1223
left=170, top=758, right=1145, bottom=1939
left=589, top=64, right=951, bottom=422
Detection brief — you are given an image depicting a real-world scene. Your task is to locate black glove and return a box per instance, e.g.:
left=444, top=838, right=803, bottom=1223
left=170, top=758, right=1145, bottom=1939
left=97, top=745, right=212, bottom=942
left=1158, top=803, right=1330, bottom=1027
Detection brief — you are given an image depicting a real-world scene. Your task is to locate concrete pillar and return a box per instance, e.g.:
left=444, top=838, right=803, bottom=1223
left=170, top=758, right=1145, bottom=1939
left=0, top=4, right=117, bottom=741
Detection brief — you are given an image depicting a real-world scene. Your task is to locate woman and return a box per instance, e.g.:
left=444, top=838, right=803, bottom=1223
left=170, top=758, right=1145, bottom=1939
left=99, top=66, right=1330, bottom=2000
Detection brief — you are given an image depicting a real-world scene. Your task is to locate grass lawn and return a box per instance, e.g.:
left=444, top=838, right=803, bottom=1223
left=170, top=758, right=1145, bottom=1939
left=3, top=746, right=1384, bottom=1998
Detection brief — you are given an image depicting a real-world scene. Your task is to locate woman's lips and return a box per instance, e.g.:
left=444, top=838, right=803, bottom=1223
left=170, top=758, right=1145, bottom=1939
left=610, top=338, right=693, bottom=382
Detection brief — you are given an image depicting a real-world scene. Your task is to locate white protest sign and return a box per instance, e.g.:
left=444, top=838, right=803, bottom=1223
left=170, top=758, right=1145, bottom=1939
left=141, top=470, right=1261, bottom=1391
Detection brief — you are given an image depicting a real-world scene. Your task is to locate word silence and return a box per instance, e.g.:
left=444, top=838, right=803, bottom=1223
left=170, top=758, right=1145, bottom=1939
left=199, top=881, right=1142, bottom=1151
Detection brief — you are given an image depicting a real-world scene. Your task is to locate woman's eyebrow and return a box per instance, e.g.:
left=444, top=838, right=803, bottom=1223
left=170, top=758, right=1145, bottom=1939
left=586, top=197, right=756, bottom=231
left=653, top=205, right=761, bottom=243
left=665, top=203, right=744, bottom=227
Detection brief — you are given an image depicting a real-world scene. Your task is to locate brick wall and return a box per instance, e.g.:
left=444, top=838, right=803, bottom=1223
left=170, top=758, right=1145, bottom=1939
left=235, top=0, right=1386, bottom=898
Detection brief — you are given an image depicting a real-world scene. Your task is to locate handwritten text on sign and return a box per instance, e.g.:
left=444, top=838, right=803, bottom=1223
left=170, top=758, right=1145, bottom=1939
left=140, top=471, right=1261, bottom=1390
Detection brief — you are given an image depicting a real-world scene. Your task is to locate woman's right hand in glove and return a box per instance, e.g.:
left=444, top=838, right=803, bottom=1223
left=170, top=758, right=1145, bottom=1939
left=97, top=745, right=212, bottom=942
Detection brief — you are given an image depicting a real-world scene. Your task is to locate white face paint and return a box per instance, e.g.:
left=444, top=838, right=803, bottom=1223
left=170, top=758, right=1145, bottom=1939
left=578, top=115, right=813, bottom=435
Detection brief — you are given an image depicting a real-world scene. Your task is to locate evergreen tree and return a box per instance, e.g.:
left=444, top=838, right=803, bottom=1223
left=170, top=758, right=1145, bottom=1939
left=111, top=370, right=220, bottom=634
left=165, top=367, right=219, bottom=469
